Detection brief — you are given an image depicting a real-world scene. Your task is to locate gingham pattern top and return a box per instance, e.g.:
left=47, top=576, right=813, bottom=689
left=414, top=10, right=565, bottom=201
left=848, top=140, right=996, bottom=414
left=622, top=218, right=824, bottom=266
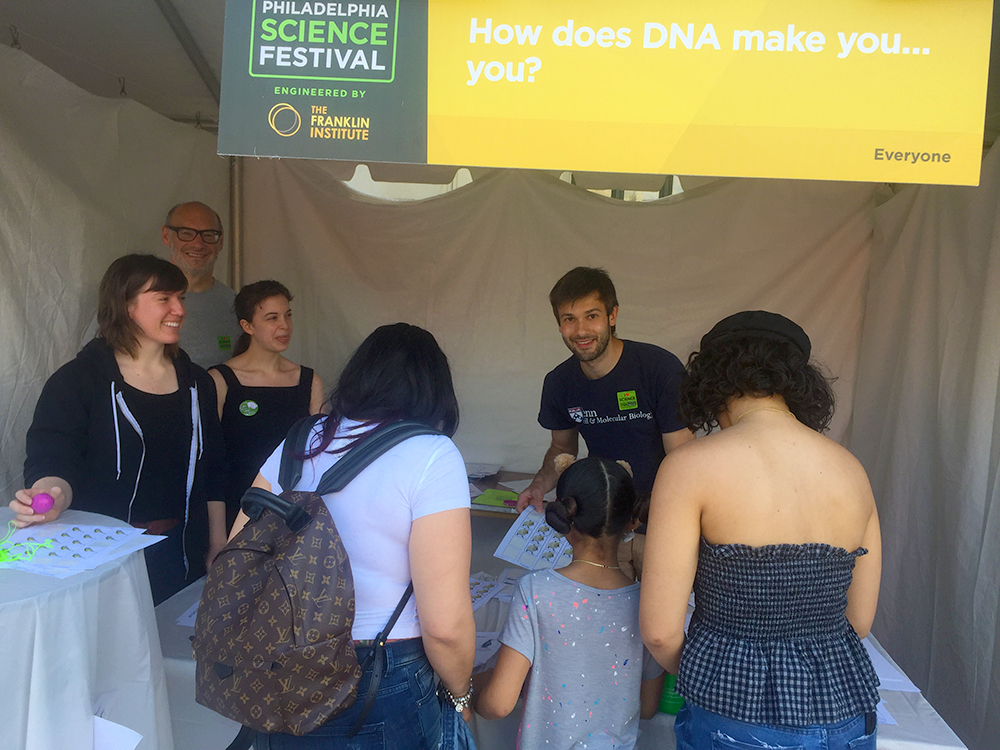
left=677, top=538, right=880, bottom=726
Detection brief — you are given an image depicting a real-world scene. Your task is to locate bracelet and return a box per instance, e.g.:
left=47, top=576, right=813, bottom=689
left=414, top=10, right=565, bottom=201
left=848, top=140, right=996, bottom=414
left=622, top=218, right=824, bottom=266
left=443, top=680, right=474, bottom=713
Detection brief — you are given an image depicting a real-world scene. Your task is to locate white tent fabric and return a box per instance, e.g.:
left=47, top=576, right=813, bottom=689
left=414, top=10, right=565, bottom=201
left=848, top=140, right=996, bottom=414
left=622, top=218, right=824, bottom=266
left=3, top=41, right=1000, bottom=750
left=242, top=159, right=875, bottom=470
left=849, top=144, right=1000, bottom=749
left=0, top=46, right=227, bottom=496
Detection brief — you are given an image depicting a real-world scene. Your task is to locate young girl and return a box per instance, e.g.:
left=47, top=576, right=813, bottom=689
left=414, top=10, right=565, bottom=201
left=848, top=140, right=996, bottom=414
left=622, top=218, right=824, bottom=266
left=476, top=456, right=665, bottom=749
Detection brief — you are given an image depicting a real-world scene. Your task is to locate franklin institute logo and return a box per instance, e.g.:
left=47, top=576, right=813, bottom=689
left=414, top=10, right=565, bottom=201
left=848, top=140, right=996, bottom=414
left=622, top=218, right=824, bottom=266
left=268, top=103, right=301, bottom=137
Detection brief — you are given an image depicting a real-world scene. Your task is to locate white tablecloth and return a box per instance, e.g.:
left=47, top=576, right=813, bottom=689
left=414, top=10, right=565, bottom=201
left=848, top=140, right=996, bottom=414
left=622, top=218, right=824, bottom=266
left=1, top=509, right=173, bottom=750
left=154, top=582, right=242, bottom=750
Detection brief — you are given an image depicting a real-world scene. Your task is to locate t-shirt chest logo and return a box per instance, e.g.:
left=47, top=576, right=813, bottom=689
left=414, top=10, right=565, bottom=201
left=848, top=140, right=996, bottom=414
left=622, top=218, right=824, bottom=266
left=567, top=406, right=597, bottom=423
left=239, top=399, right=259, bottom=417
left=617, top=390, right=638, bottom=410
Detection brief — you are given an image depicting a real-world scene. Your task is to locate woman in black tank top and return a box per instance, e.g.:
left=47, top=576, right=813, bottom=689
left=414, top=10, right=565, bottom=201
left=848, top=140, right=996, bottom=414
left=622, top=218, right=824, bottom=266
left=209, top=281, right=324, bottom=531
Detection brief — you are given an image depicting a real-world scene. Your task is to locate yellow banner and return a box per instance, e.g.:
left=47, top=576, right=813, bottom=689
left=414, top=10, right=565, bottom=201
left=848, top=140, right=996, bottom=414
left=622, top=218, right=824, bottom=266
left=427, top=0, right=993, bottom=185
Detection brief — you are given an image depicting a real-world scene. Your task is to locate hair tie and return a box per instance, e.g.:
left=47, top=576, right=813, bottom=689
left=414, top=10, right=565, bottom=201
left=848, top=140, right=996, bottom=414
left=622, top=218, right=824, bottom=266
left=615, top=460, right=633, bottom=478
left=545, top=496, right=577, bottom=534
left=553, top=453, right=576, bottom=475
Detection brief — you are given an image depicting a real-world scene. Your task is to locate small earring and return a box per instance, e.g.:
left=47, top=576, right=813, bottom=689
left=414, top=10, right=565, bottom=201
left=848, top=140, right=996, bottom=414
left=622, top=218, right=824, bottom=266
left=621, top=531, right=635, bottom=544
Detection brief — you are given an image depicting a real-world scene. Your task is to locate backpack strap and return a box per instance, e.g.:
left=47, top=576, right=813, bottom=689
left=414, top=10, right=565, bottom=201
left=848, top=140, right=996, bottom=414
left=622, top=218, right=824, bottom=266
left=315, top=421, right=442, bottom=495
left=241, top=419, right=442, bottom=533
left=349, top=582, right=414, bottom=736
left=278, top=414, right=326, bottom=490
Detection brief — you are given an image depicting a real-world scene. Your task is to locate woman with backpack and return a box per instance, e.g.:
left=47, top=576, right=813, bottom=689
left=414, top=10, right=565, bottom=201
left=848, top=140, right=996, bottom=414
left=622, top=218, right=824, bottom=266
left=228, top=322, right=476, bottom=749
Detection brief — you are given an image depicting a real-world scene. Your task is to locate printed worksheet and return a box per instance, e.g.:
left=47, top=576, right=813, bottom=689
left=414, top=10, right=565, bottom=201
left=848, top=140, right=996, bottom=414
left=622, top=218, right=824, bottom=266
left=469, top=577, right=505, bottom=611
left=0, top=523, right=161, bottom=578
left=493, top=507, right=573, bottom=570
left=493, top=567, right=525, bottom=603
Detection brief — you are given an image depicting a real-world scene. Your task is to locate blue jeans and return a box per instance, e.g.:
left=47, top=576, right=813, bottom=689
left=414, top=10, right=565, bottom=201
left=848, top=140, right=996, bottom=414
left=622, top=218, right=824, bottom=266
left=674, top=701, right=876, bottom=750
left=253, top=638, right=442, bottom=750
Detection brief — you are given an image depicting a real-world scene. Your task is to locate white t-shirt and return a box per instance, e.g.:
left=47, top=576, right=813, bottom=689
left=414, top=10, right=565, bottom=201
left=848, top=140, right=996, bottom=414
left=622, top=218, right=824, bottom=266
left=258, top=418, right=470, bottom=640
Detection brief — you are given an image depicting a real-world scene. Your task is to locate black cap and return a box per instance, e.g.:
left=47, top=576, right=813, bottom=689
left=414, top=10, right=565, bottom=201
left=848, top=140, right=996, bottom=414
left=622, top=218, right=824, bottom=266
left=700, top=310, right=811, bottom=358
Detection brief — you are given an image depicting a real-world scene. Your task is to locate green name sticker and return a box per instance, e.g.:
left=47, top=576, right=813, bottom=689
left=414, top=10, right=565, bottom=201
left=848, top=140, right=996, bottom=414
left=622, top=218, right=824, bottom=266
left=617, top=390, right=638, bottom=411
left=218, top=335, right=232, bottom=351
left=239, top=400, right=259, bottom=417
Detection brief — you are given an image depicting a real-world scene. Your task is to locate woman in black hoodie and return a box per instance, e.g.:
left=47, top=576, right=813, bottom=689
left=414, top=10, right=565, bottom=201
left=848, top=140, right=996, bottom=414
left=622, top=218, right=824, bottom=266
left=11, top=254, right=227, bottom=604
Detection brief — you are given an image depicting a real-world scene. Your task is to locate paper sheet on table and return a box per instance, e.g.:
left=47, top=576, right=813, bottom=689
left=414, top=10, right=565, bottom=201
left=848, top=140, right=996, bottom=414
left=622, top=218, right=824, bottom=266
left=94, top=715, right=142, bottom=750
left=876, top=699, right=897, bottom=726
left=469, top=483, right=483, bottom=499
left=177, top=599, right=200, bottom=627
left=475, top=631, right=502, bottom=668
left=862, top=638, right=921, bottom=692
left=469, top=577, right=505, bottom=611
left=466, top=463, right=502, bottom=480
left=1, top=524, right=163, bottom=578
left=496, top=478, right=557, bottom=503
left=492, top=567, right=524, bottom=602
left=494, top=507, right=573, bottom=570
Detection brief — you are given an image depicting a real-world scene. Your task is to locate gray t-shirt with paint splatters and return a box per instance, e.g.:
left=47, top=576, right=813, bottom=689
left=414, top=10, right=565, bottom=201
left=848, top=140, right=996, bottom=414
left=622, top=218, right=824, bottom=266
left=500, top=569, right=663, bottom=750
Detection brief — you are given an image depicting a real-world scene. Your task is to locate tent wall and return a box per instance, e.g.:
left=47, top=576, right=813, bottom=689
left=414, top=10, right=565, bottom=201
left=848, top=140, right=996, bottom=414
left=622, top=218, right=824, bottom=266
left=3, top=41, right=1000, bottom=750
left=240, top=159, right=874, bottom=470
left=0, top=46, right=227, bottom=496
left=849, top=145, right=1000, bottom=750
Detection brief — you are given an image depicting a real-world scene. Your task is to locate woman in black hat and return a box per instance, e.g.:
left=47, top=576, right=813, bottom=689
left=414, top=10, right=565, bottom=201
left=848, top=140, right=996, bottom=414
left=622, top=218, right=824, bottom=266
left=639, top=311, right=881, bottom=750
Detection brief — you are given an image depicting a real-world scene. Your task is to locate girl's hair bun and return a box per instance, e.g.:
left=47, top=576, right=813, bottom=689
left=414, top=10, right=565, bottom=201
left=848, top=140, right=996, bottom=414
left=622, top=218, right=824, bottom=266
left=545, top=496, right=578, bottom=535
left=553, top=457, right=638, bottom=539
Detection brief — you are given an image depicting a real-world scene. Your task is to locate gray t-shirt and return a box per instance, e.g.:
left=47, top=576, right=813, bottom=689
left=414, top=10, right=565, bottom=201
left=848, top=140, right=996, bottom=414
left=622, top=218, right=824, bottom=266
left=179, top=280, right=241, bottom=369
left=501, top=569, right=663, bottom=750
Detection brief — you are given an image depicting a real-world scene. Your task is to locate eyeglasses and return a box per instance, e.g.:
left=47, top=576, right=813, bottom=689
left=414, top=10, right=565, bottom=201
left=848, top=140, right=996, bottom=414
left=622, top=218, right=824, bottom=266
left=166, top=225, right=223, bottom=243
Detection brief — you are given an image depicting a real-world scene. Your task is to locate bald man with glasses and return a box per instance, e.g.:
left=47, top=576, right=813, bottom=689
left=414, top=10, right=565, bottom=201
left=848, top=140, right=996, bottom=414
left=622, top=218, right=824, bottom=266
left=161, top=201, right=242, bottom=368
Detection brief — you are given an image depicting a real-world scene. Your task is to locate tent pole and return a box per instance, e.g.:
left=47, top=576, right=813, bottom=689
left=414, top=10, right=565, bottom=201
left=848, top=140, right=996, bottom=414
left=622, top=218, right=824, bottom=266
left=151, top=0, right=221, bottom=104
left=229, top=156, right=244, bottom=289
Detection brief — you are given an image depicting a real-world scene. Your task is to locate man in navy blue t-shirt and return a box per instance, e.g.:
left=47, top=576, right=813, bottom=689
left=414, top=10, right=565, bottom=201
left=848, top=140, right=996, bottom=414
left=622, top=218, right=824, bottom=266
left=517, top=268, right=694, bottom=575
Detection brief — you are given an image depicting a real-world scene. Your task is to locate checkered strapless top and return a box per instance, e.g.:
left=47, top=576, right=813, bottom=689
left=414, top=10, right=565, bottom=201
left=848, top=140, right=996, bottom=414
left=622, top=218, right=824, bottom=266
left=677, top=538, right=880, bottom=726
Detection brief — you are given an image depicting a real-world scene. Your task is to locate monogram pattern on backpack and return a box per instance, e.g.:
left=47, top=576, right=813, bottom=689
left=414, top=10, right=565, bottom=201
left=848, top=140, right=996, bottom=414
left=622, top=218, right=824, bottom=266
left=193, top=490, right=363, bottom=736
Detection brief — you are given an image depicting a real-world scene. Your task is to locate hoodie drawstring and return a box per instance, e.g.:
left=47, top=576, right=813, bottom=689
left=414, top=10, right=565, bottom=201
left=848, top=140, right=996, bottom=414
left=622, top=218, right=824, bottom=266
left=111, top=382, right=122, bottom=480
left=181, top=384, right=202, bottom=576
left=114, top=390, right=145, bottom=525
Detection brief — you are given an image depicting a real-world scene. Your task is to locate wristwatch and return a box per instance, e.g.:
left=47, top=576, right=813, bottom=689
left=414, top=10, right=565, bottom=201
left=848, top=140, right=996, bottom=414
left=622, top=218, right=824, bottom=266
left=443, top=680, right=474, bottom=713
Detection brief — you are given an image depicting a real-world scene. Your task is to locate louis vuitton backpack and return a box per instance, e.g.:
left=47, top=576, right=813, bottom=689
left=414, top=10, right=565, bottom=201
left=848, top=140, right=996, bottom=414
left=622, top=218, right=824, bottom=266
left=192, top=417, right=441, bottom=737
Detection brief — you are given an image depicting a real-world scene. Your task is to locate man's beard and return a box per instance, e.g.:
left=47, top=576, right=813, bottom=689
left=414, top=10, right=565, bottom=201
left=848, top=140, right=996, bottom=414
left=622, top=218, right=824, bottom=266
left=565, top=328, right=611, bottom=363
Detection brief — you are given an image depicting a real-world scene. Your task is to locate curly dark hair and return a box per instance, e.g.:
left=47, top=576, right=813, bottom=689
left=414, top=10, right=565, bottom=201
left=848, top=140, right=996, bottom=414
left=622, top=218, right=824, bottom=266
left=680, top=336, right=836, bottom=433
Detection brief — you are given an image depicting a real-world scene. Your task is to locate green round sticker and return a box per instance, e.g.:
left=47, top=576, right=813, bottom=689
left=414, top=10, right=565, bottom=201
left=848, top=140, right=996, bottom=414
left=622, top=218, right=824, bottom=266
left=239, top=400, right=259, bottom=417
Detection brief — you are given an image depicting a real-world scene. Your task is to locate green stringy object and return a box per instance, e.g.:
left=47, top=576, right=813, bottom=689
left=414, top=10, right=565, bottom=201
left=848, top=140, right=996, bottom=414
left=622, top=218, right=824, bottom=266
left=0, top=521, right=54, bottom=563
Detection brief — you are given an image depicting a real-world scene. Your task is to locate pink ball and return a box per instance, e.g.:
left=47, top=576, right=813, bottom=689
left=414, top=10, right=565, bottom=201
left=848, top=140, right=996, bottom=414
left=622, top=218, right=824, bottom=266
left=31, top=492, right=55, bottom=514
